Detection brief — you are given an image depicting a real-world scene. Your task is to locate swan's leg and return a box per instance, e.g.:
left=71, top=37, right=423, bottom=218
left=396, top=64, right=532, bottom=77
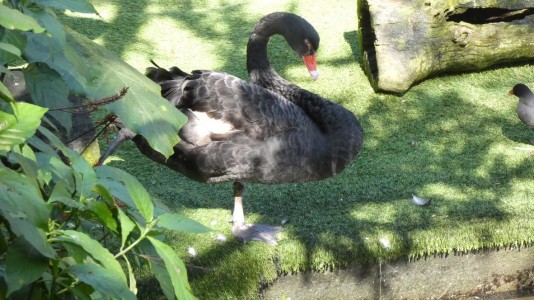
left=231, top=181, right=281, bottom=245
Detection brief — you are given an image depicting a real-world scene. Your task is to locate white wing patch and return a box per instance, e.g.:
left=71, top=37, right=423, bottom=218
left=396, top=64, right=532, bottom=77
left=191, top=111, right=235, bottom=134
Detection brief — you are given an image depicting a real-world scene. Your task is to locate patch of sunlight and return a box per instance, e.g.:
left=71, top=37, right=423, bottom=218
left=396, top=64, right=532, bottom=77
left=247, top=0, right=292, bottom=15
left=92, top=37, right=106, bottom=47
left=129, top=17, right=220, bottom=70
left=144, top=3, right=167, bottom=14
left=285, top=65, right=317, bottom=83
left=65, top=3, right=117, bottom=21
left=309, top=243, right=338, bottom=269
left=474, top=143, right=528, bottom=179
left=350, top=202, right=396, bottom=224
left=120, top=47, right=149, bottom=70
left=499, top=179, right=533, bottom=214
left=418, top=182, right=469, bottom=201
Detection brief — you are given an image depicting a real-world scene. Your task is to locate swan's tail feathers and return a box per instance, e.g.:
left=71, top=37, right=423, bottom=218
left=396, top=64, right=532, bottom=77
left=145, top=66, right=173, bottom=83
left=149, top=59, right=163, bottom=69
left=145, top=60, right=190, bottom=83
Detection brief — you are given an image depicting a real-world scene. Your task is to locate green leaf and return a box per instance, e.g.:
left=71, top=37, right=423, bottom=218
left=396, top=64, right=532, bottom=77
left=0, top=81, right=15, bottom=102
left=18, top=143, right=52, bottom=187
left=11, top=223, right=55, bottom=259
left=23, top=63, right=72, bottom=133
left=0, top=168, right=49, bottom=229
left=157, top=213, right=211, bottom=233
left=0, top=42, right=21, bottom=57
left=68, top=264, right=136, bottom=300
left=27, top=135, right=58, bottom=158
left=71, top=154, right=97, bottom=199
left=0, top=29, right=26, bottom=65
left=57, top=230, right=127, bottom=284
left=139, top=240, right=174, bottom=300
left=0, top=4, right=46, bottom=33
left=86, top=201, right=117, bottom=233
left=71, top=28, right=186, bottom=158
left=36, top=152, right=76, bottom=191
left=123, top=256, right=138, bottom=296
left=94, top=177, right=135, bottom=209
left=0, top=102, right=47, bottom=151
left=48, top=181, right=83, bottom=209
left=147, top=237, right=196, bottom=300
left=0, top=168, right=56, bottom=258
left=117, top=207, right=136, bottom=249
left=31, top=0, right=98, bottom=14
left=62, top=242, right=89, bottom=264
left=9, top=151, right=40, bottom=190
left=5, top=237, right=48, bottom=296
left=95, top=166, right=154, bottom=222
left=23, top=8, right=66, bottom=61
left=24, top=26, right=185, bottom=158
left=36, top=125, right=76, bottom=160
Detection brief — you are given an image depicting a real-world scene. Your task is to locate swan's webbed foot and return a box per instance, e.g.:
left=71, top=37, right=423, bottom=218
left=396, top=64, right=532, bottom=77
left=232, top=222, right=282, bottom=245
left=231, top=181, right=282, bottom=245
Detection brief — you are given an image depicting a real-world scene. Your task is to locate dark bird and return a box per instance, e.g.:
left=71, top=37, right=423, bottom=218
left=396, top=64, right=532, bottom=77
left=510, top=83, right=534, bottom=129
left=99, top=12, right=363, bottom=245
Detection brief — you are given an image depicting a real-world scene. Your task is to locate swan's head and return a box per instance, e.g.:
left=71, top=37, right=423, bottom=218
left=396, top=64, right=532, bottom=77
left=296, top=35, right=319, bottom=81
left=282, top=14, right=320, bottom=81
left=302, top=48, right=318, bottom=81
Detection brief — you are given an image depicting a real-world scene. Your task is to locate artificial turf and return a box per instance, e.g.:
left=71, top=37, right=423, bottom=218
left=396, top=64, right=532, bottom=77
left=63, top=0, right=534, bottom=298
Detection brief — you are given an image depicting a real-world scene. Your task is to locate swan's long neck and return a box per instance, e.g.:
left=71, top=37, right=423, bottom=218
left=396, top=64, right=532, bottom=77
left=246, top=13, right=363, bottom=174
left=246, top=14, right=290, bottom=92
left=246, top=14, right=357, bottom=135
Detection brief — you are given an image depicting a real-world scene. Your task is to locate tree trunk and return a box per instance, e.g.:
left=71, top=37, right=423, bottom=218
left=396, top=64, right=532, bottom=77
left=357, top=0, right=534, bottom=93
left=3, top=70, right=100, bottom=164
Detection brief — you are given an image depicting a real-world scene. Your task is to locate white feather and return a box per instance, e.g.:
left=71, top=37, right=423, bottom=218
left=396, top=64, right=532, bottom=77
left=412, top=194, right=430, bottom=206
left=215, top=233, right=227, bottom=244
left=379, top=237, right=391, bottom=249
left=187, top=246, right=197, bottom=257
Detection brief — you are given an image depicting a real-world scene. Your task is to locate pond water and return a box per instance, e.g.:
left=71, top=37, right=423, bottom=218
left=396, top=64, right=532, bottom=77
left=262, top=247, right=534, bottom=299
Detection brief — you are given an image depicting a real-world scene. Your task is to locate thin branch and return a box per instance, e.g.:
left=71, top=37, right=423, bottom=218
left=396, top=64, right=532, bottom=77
left=49, top=87, right=129, bottom=113
left=78, top=116, right=117, bottom=156
left=65, top=114, right=116, bottom=145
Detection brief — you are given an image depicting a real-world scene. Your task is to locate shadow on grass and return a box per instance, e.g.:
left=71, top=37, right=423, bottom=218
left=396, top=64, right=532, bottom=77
left=63, top=2, right=534, bottom=298
left=61, top=0, right=307, bottom=80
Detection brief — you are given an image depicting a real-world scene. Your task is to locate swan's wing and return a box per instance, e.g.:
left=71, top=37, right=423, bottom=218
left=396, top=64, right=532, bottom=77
left=174, top=71, right=314, bottom=139
left=142, top=69, right=326, bottom=182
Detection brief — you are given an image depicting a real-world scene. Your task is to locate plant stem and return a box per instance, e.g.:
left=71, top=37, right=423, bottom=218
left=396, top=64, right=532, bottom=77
left=114, top=220, right=156, bottom=259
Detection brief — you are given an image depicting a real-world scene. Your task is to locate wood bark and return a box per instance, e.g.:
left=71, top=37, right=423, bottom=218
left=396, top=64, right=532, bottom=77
left=357, top=0, right=534, bottom=93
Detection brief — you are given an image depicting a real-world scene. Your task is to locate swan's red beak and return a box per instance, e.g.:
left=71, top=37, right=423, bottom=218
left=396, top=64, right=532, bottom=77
left=302, top=53, right=318, bottom=81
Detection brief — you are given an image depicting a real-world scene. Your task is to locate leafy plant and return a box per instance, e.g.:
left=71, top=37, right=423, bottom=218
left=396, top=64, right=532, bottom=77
left=0, top=0, right=186, bottom=157
left=0, top=0, right=203, bottom=299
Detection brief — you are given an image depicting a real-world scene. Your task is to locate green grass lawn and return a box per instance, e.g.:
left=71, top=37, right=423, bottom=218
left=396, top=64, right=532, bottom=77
left=64, top=0, right=534, bottom=298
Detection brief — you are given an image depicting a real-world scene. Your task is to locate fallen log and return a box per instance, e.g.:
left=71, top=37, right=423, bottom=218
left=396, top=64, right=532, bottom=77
left=357, top=0, right=534, bottom=93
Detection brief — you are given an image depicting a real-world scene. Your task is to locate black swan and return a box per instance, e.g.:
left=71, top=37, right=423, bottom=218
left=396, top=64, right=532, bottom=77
left=99, top=12, right=363, bottom=245
left=509, top=83, right=534, bottom=129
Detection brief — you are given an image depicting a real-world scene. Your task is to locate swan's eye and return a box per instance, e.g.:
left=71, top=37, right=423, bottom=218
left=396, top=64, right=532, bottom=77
left=304, top=39, right=314, bottom=55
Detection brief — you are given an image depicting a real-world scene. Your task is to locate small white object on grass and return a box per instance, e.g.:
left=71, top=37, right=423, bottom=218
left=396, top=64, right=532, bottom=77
left=215, top=233, right=227, bottom=244
left=187, top=246, right=197, bottom=258
left=379, top=237, right=391, bottom=249
left=412, top=194, right=430, bottom=206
